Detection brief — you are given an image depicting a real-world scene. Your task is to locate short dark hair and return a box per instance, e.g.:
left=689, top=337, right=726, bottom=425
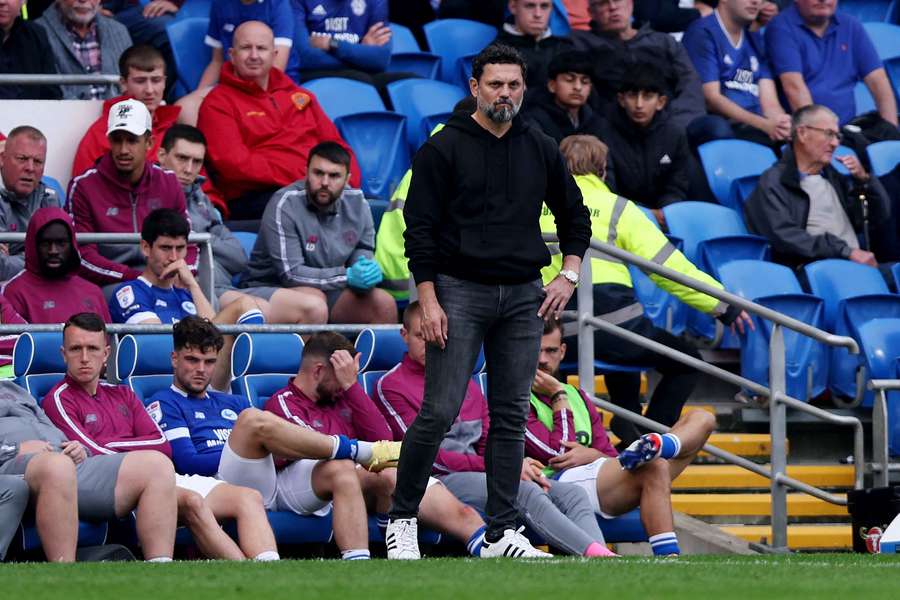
left=64, top=312, right=107, bottom=336
left=618, top=62, right=667, bottom=96
left=471, top=43, right=527, bottom=84
left=547, top=50, right=594, bottom=81
left=543, top=317, right=563, bottom=336
left=161, top=124, right=207, bottom=152
left=301, top=332, right=356, bottom=366
left=119, top=44, right=166, bottom=78
left=308, top=141, right=351, bottom=170
left=141, top=208, right=190, bottom=245
left=6, top=125, right=46, bottom=145
left=173, top=316, right=224, bottom=353
left=402, top=301, right=422, bottom=330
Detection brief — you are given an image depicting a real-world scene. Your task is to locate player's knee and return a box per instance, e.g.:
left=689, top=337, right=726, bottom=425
left=129, top=451, right=175, bottom=485
left=323, top=460, right=360, bottom=492
left=234, top=487, right=266, bottom=516
left=28, top=453, right=76, bottom=491
left=640, top=459, right=671, bottom=491
left=692, top=410, right=717, bottom=436
left=235, top=407, right=269, bottom=439
left=179, top=490, right=209, bottom=526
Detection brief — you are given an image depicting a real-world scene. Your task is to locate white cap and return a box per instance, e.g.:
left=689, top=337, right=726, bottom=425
left=106, top=99, right=152, bottom=137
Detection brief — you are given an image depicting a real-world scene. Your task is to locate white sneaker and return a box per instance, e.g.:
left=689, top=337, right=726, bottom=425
left=480, top=527, right=553, bottom=558
left=385, top=518, right=421, bottom=560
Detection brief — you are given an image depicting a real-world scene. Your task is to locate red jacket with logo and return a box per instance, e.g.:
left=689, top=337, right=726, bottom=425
left=197, top=63, right=361, bottom=201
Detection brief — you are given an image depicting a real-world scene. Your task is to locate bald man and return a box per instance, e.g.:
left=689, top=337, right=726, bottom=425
left=196, top=21, right=361, bottom=220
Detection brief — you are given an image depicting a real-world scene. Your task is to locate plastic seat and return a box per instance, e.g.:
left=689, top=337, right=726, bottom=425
left=697, top=140, right=777, bottom=206
left=663, top=201, right=750, bottom=261
left=302, top=78, right=385, bottom=121
left=359, top=370, right=387, bottom=395
left=862, top=22, right=900, bottom=94
left=841, top=0, right=892, bottom=20
left=423, top=19, right=497, bottom=85
left=388, top=22, right=440, bottom=79
left=18, top=519, right=108, bottom=554
left=719, top=260, right=827, bottom=401
left=355, top=328, right=407, bottom=373
left=13, top=332, right=65, bottom=404
left=232, top=231, right=256, bottom=258
left=115, top=334, right=176, bottom=403
left=335, top=112, right=409, bottom=200
left=549, top=0, right=572, bottom=36
left=831, top=145, right=861, bottom=176
left=867, top=140, right=900, bottom=177
left=41, top=175, right=65, bottom=207
left=857, top=318, right=900, bottom=455
left=174, top=0, right=211, bottom=19
left=725, top=174, right=759, bottom=213
left=166, top=18, right=211, bottom=98
left=855, top=81, right=876, bottom=115
left=387, top=79, right=465, bottom=151
left=231, top=332, right=304, bottom=408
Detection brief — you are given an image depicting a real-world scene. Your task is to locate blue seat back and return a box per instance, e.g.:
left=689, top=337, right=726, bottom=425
left=239, top=374, right=293, bottom=409
left=303, top=78, right=385, bottom=121
left=719, top=259, right=802, bottom=299
left=855, top=81, right=877, bottom=115
left=13, top=332, right=65, bottom=401
left=115, top=334, right=175, bottom=404
left=175, top=0, right=210, bottom=18
left=335, top=112, right=409, bottom=200
left=423, top=19, right=497, bottom=84
left=388, top=52, right=441, bottom=79
left=232, top=231, right=257, bottom=258
left=858, top=318, right=900, bottom=455
left=549, top=0, right=572, bottom=35
left=663, top=201, right=749, bottom=262
left=803, top=259, right=888, bottom=329
left=355, top=328, right=406, bottom=372
left=725, top=174, right=759, bottom=212
left=41, top=176, right=65, bottom=207
left=359, top=370, right=387, bottom=395
left=867, top=140, right=900, bottom=177
left=166, top=18, right=211, bottom=97
left=697, top=140, right=776, bottom=205
left=841, top=0, right=892, bottom=21
left=231, top=333, right=303, bottom=407
left=831, top=145, right=860, bottom=176
left=390, top=22, right=420, bottom=52
left=387, top=79, right=465, bottom=151
left=626, top=234, right=688, bottom=335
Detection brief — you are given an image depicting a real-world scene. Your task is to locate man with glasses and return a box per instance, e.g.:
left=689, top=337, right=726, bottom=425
left=745, top=104, right=892, bottom=278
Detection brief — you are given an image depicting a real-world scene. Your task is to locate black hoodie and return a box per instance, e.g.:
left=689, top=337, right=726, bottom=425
left=403, top=112, right=591, bottom=285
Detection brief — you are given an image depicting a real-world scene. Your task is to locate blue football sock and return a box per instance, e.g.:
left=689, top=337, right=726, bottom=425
left=466, top=525, right=486, bottom=557
left=376, top=514, right=390, bottom=536
left=649, top=532, right=680, bottom=556
left=332, top=434, right=356, bottom=460
left=660, top=433, right=682, bottom=460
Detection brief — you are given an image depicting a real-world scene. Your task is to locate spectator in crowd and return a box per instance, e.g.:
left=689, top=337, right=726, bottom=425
left=158, top=125, right=327, bottom=325
left=0, top=376, right=178, bottom=562
left=71, top=45, right=180, bottom=178
left=152, top=318, right=403, bottom=560
left=197, top=21, right=360, bottom=220
left=2, top=208, right=110, bottom=323
left=0, top=0, right=62, bottom=99
left=436, top=0, right=505, bottom=26
left=108, top=208, right=264, bottom=391
left=241, top=142, right=395, bottom=325
left=42, top=312, right=280, bottom=561
left=0, top=126, right=59, bottom=279
left=633, top=0, right=712, bottom=33
left=596, top=63, right=693, bottom=223
left=35, top=0, right=132, bottom=100
left=571, top=0, right=706, bottom=128
left=682, top=0, right=791, bottom=148
left=543, top=134, right=750, bottom=444
left=765, top=0, right=897, bottom=126
left=266, top=330, right=491, bottom=560
left=494, top=0, right=573, bottom=93
left=745, top=104, right=892, bottom=276
left=376, top=302, right=617, bottom=558
left=525, top=317, right=717, bottom=557
left=0, top=294, right=25, bottom=377
left=68, top=99, right=196, bottom=287
left=561, top=0, right=591, bottom=31
left=0, top=475, right=27, bottom=561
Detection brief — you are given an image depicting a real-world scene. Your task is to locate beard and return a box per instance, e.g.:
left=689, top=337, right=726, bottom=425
left=315, top=381, right=338, bottom=406
left=477, top=95, right=522, bottom=124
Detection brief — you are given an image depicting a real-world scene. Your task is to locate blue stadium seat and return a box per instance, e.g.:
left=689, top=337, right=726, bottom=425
left=302, top=78, right=385, bottom=121
left=858, top=318, right=900, bottom=455
left=388, top=23, right=441, bottom=79
left=804, top=259, right=900, bottom=406
left=359, top=369, right=387, bottom=395
left=41, top=175, right=65, bottom=207
left=420, top=112, right=453, bottom=139
left=862, top=22, right=900, bottom=95
left=698, top=140, right=777, bottom=206
left=13, top=332, right=65, bottom=404
left=725, top=174, right=759, bottom=213
left=335, top=112, right=409, bottom=200
left=663, top=202, right=750, bottom=261
left=368, top=199, right=389, bottom=230
left=355, top=328, right=406, bottom=372
left=166, top=18, right=211, bottom=98
left=387, top=79, right=465, bottom=152
left=115, top=334, right=175, bottom=403
left=831, top=145, right=861, bottom=176
left=231, top=332, right=304, bottom=408
left=719, top=260, right=827, bottom=401
left=18, top=519, right=108, bottom=554
left=232, top=231, right=256, bottom=258
left=855, top=81, right=877, bottom=115
left=175, top=0, right=211, bottom=19
left=842, top=0, right=893, bottom=22
left=457, top=53, right=476, bottom=88
left=867, top=140, right=900, bottom=177
left=549, top=0, right=572, bottom=35
left=423, top=19, right=497, bottom=86
left=626, top=234, right=689, bottom=334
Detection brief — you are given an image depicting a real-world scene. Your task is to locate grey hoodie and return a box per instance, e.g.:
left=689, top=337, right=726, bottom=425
left=0, top=181, right=59, bottom=280
left=184, top=179, right=247, bottom=294
left=0, top=381, right=68, bottom=469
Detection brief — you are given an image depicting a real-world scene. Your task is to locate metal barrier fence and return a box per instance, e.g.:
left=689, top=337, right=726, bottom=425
left=548, top=234, right=865, bottom=552
left=0, top=74, right=120, bottom=85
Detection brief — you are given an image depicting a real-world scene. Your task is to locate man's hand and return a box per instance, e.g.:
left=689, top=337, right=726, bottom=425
left=309, top=32, right=331, bottom=50
left=361, top=22, right=392, bottom=46
left=160, top=259, right=197, bottom=289
left=18, top=440, right=53, bottom=456
left=651, top=208, right=667, bottom=230
left=836, top=154, right=870, bottom=182
left=60, top=440, right=87, bottom=464
left=764, top=115, right=792, bottom=141
left=532, top=369, right=565, bottom=397
left=731, top=310, right=756, bottom=336
left=0, top=243, right=9, bottom=257
left=330, top=350, right=360, bottom=390
left=418, top=283, right=448, bottom=349
left=520, top=458, right=550, bottom=491
left=757, top=1, right=779, bottom=25
left=538, top=276, right=574, bottom=321
left=548, top=441, right=602, bottom=470
left=849, top=248, right=878, bottom=267
left=142, top=0, right=178, bottom=18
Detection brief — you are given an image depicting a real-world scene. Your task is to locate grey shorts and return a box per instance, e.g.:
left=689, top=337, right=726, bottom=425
left=1, top=452, right=126, bottom=521
left=240, top=286, right=345, bottom=310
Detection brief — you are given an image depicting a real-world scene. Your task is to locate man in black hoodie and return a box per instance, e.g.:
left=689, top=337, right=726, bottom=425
left=386, top=43, right=591, bottom=560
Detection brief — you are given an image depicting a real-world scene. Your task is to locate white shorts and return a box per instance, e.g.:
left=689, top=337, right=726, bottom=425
left=175, top=473, right=224, bottom=499
left=555, top=457, right=617, bottom=519
left=217, top=441, right=331, bottom=516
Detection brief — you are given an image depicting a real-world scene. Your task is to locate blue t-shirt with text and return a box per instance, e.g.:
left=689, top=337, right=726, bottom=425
left=108, top=277, right=197, bottom=324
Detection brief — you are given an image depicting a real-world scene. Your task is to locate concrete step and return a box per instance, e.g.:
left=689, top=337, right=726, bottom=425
left=720, top=524, right=852, bottom=550
left=671, top=493, right=848, bottom=517
left=673, top=464, right=855, bottom=490
left=699, top=433, right=786, bottom=459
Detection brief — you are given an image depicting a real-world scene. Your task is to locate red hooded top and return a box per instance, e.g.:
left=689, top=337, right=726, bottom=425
left=197, top=63, right=361, bottom=202
left=1, top=207, right=111, bottom=323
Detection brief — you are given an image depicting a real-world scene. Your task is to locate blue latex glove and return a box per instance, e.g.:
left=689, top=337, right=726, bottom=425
left=347, top=257, right=383, bottom=290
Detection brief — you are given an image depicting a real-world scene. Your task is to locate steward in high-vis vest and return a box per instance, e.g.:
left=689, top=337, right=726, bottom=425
left=540, top=135, right=750, bottom=446
left=374, top=168, right=412, bottom=300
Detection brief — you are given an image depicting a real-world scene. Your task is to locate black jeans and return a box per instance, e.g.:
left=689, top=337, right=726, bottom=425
left=390, top=274, right=544, bottom=537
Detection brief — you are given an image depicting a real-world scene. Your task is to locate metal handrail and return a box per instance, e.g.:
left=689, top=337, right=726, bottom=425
left=0, top=74, right=120, bottom=85
left=867, top=379, right=900, bottom=486
left=548, top=234, right=864, bottom=551
left=0, top=323, right=401, bottom=334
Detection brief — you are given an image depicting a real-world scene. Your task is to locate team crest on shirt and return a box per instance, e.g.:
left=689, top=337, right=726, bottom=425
left=291, top=92, right=311, bottom=112
left=146, top=400, right=162, bottom=423
left=221, top=408, right=238, bottom=421
left=723, top=54, right=733, bottom=66
left=43, top=300, right=55, bottom=310
left=342, top=230, right=358, bottom=245
left=106, top=207, right=119, bottom=217
left=306, top=235, right=318, bottom=252
left=195, top=411, right=206, bottom=419
left=118, top=404, right=130, bottom=417
left=750, top=56, right=759, bottom=72
left=116, top=285, right=135, bottom=309
left=85, top=413, right=97, bottom=424
left=182, top=301, right=197, bottom=315
left=351, top=0, right=366, bottom=16
left=224, top=23, right=235, bottom=32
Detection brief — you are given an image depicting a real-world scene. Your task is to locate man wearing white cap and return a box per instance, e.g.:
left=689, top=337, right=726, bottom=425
left=67, top=99, right=197, bottom=288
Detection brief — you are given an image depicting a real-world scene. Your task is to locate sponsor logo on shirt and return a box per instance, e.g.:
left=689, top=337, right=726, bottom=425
left=245, top=111, right=266, bottom=117
left=43, top=300, right=55, bottom=310
left=118, top=404, right=130, bottom=417
left=156, top=299, right=168, bottom=308
left=182, top=301, right=197, bottom=315
left=659, top=154, right=672, bottom=165
left=750, top=56, right=759, bottom=72
left=106, top=207, right=119, bottom=217
left=312, top=4, right=326, bottom=16
left=85, top=413, right=97, bottom=423
left=195, top=411, right=206, bottom=419
left=146, top=400, right=162, bottom=423
left=723, top=54, right=733, bottom=65
left=116, top=285, right=135, bottom=309
left=306, top=235, right=318, bottom=252
left=351, top=0, right=366, bottom=16
left=221, top=408, right=238, bottom=421
left=224, top=23, right=235, bottom=32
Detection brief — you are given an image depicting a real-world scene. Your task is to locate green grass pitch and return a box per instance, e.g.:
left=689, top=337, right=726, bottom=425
left=4, top=555, right=899, bottom=599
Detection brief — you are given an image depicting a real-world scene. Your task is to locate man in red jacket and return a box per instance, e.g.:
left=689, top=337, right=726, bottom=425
left=67, top=98, right=197, bottom=288
left=43, top=312, right=279, bottom=561
left=197, top=20, right=361, bottom=220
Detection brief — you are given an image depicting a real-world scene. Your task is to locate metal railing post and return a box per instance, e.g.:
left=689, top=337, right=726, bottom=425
left=874, top=389, right=890, bottom=487
left=577, top=255, right=594, bottom=391
left=769, top=323, right=789, bottom=551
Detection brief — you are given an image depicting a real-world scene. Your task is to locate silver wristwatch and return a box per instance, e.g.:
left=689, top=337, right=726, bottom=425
left=559, top=269, right=579, bottom=285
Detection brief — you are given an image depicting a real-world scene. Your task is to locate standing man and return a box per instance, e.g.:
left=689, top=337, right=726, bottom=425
left=386, top=43, right=592, bottom=559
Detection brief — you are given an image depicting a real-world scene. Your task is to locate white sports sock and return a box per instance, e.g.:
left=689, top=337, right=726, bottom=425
left=254, top=551, right=280, bottom=561
left=146, top=556, right=173, bottom=563
left=341, top=549, right=370, bottom=560
left=353, top=441, right=373, bottom=464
